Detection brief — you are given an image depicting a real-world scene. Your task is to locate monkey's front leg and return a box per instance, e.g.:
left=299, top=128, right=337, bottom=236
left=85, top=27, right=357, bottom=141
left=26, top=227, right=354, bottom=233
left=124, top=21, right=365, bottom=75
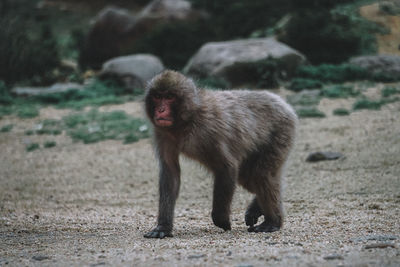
left=144, top=160, right=180, bottom=239
left=211, top=169, right=236, bottom=231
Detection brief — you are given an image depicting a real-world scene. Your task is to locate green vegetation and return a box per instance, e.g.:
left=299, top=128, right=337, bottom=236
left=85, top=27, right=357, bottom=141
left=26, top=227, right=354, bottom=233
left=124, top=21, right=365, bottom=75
left=0, top=124, right=13, bottom=133
left=33, top=79, right=129, bottom=109
left=16, top=105, right=40, bottom=119
left=382, top=87, right=400, bottom=98
left=23, top=109, right=149, bottom=146
left=295, top=64, right=369, bottom=83
left=0, top=79, right=135, bottom=120
left=190, top=0, right=291, bottom=40
left=43, top=141, right=57, bottom=148
left=0, top=81, right=13, bottom=105
left=333, top=108, right=350, bottom=116
left=282, top=0, right=383, bottom=64
left=352, top=96, right=399, bottom=111
left=289, top=78, right=323, bottom=92
left=32, top=119, right=63, bottom=135
left=322, top=85, right=360, bottom=98
left=26, top=143, right=40, bottom=152
left=353, top=98, right=384, bottom=110
left=0, top=0, right=60, bottom=86
left=288, top=64, right=400, bottom=92
left=296, top=107, right=326, bottom=118
left=64, top=109, right=149, bottom=144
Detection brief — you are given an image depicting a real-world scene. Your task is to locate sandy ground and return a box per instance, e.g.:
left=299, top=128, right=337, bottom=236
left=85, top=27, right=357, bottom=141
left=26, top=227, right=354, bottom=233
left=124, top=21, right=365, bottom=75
left=0, top=86, right=399, bottom=267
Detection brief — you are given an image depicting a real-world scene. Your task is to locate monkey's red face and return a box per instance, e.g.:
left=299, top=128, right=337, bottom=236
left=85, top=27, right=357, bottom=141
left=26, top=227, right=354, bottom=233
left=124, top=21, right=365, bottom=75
left=152, top=93, right=176, bottom=127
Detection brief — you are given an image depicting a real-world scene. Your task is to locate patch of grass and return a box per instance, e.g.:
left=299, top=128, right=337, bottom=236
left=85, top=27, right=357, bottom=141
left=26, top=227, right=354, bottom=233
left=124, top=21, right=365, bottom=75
left=0, top=124, right=13, bottom=132
left=353, top=98, right=383, bottom=110
left=33, top=119, right=63, bottom=135
left=16, top=105, right=39, bottom=119
left=333, top=108, right=350, bottom=116
left=287, top=91, right=321, bottom=106
left=26, top=143, right=40, bottom=152
left=296, top=107, right=326, bottom=118
left=63, top=109, right=150, bottom=144
left=382, top=87, right=400, bottom=98
left=43, top=141, right=56, bottom=148
left=295, top=64, right=369, bottom=83
left=0, top=81, right=13, bottom=105
left=56, top=95, right=126, bottom=110
left=0, top=106, right=13, bottom=118
left=32, top=79, right=129, bottom=110
left=289, top=78, right=323, bottom=92
left=322, top=84, right=360, bottom=98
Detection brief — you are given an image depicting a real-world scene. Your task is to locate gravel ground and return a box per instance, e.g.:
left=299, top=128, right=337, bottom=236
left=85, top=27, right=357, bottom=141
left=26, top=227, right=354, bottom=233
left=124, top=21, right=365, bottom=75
left=0, top=86, right=399, bottom=266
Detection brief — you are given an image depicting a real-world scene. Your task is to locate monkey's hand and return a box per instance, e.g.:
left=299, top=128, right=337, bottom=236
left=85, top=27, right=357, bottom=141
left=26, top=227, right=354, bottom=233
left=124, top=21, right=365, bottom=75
left=212, top=211, right=231, bottom=231
left=144, top=226, right=173, bottom=239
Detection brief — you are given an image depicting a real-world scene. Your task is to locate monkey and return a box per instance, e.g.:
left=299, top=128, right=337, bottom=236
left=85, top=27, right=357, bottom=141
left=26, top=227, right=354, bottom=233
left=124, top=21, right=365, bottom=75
left=143, top=70, right=297, bottom=238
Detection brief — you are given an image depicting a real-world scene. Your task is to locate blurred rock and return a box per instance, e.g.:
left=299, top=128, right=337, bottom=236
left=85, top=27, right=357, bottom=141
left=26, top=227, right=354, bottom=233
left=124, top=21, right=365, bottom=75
left=80, top=0, right=201, bottom=69
left=100, top=54, right=165, bottom=91
left=349, top=54, right=400, bottom=79
left=12, top=83, right=83, bottom=96
left=286, top=90, right=321, bottom=107
left=306, top=151, right=344, bottom=162
left=323, top=254, right=343, bottom=260
left=184, top=37, right=306, bottom=86
left=379, top=1, right=400, bottom=15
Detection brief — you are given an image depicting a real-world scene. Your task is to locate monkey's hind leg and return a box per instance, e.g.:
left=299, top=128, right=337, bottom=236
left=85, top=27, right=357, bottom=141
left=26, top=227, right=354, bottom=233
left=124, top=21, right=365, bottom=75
left=249, top=172, right=283, bottom=233
left=245, top=197, right=263, bottom=230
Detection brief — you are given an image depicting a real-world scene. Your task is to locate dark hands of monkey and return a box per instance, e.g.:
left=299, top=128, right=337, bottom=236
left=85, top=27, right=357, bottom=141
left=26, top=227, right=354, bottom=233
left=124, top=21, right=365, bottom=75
left=144, top=70, right=297, bottom=238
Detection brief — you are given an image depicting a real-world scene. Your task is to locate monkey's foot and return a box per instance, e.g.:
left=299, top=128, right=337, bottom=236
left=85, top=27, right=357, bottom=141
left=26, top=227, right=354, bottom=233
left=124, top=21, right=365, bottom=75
left=144, top=226, right=173, bottom=239
left=245, top=210, right=262, bottom=228
left=247, top=221, right=280, bottom=233
left=212, top=213, right=231, bottom=231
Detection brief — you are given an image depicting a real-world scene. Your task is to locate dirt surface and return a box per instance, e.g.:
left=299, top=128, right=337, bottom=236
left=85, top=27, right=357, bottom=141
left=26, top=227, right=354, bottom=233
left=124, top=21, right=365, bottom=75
left=360, top=3, right=400, bottom=56
left=0, top=86, right=399, bottom=266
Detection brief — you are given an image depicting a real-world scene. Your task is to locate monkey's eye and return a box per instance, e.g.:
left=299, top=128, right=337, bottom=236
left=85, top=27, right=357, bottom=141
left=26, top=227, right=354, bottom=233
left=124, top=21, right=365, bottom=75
left=164, top=93, right=175, bottom=100
left=153, top=93, right=162, bottom=100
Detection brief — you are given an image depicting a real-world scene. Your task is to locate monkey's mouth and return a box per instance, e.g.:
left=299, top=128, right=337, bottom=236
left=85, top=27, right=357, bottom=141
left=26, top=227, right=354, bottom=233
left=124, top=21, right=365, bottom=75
left=155, top=118, right=173, bottom=127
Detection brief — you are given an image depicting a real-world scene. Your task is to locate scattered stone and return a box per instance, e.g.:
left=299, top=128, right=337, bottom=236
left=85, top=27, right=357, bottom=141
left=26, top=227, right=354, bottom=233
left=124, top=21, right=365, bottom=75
left=90, top=262, right=106, bottom=267
left=188, top=254, right=206, bottom=259
left=237, top=264, right=254, bottom=267
left=32, top=255, right=50, bottom=261
left=306, top=151, right=344, bottom=162
left=323, top=254, right=344, bottom=260
left=364, top=243, right=396, bottom=249
left=350, top=235, right=398, bottom=243
left=349, top=54, right=400, bottom=79
left=12, top=83, right=83, bottom=97
left=100, top=54, right=165, bottom=91
left=287, top=90, right=321, bottom=107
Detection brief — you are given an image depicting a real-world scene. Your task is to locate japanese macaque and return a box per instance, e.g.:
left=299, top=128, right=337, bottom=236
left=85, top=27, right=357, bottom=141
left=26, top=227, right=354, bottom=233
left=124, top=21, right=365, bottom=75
left=144, top=70, right=297, bottom=238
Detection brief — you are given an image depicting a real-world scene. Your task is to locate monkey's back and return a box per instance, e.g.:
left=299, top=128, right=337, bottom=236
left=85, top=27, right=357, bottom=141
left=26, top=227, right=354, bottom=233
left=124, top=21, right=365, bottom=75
left=181, top=89, right=297, bottom=170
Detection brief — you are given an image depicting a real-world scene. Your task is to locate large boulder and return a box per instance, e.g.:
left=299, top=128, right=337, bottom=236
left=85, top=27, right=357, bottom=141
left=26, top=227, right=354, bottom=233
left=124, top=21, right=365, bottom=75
left=349, top=54, right=400, bottom=79
left=100, top=54, right=165, bottom=91
left=183, top=37, right=307, bottom=87
left=80, top=0, right=200, bottom=69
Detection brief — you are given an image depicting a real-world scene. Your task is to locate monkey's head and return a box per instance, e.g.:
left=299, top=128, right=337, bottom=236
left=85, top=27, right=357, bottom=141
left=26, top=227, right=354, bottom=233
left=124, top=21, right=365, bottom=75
left=145, top=70, right=201, bottom=128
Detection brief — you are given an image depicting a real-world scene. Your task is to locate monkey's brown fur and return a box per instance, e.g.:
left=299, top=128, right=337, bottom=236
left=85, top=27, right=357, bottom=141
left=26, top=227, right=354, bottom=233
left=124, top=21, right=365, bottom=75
left=144, top=70, right=297, bottom=238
